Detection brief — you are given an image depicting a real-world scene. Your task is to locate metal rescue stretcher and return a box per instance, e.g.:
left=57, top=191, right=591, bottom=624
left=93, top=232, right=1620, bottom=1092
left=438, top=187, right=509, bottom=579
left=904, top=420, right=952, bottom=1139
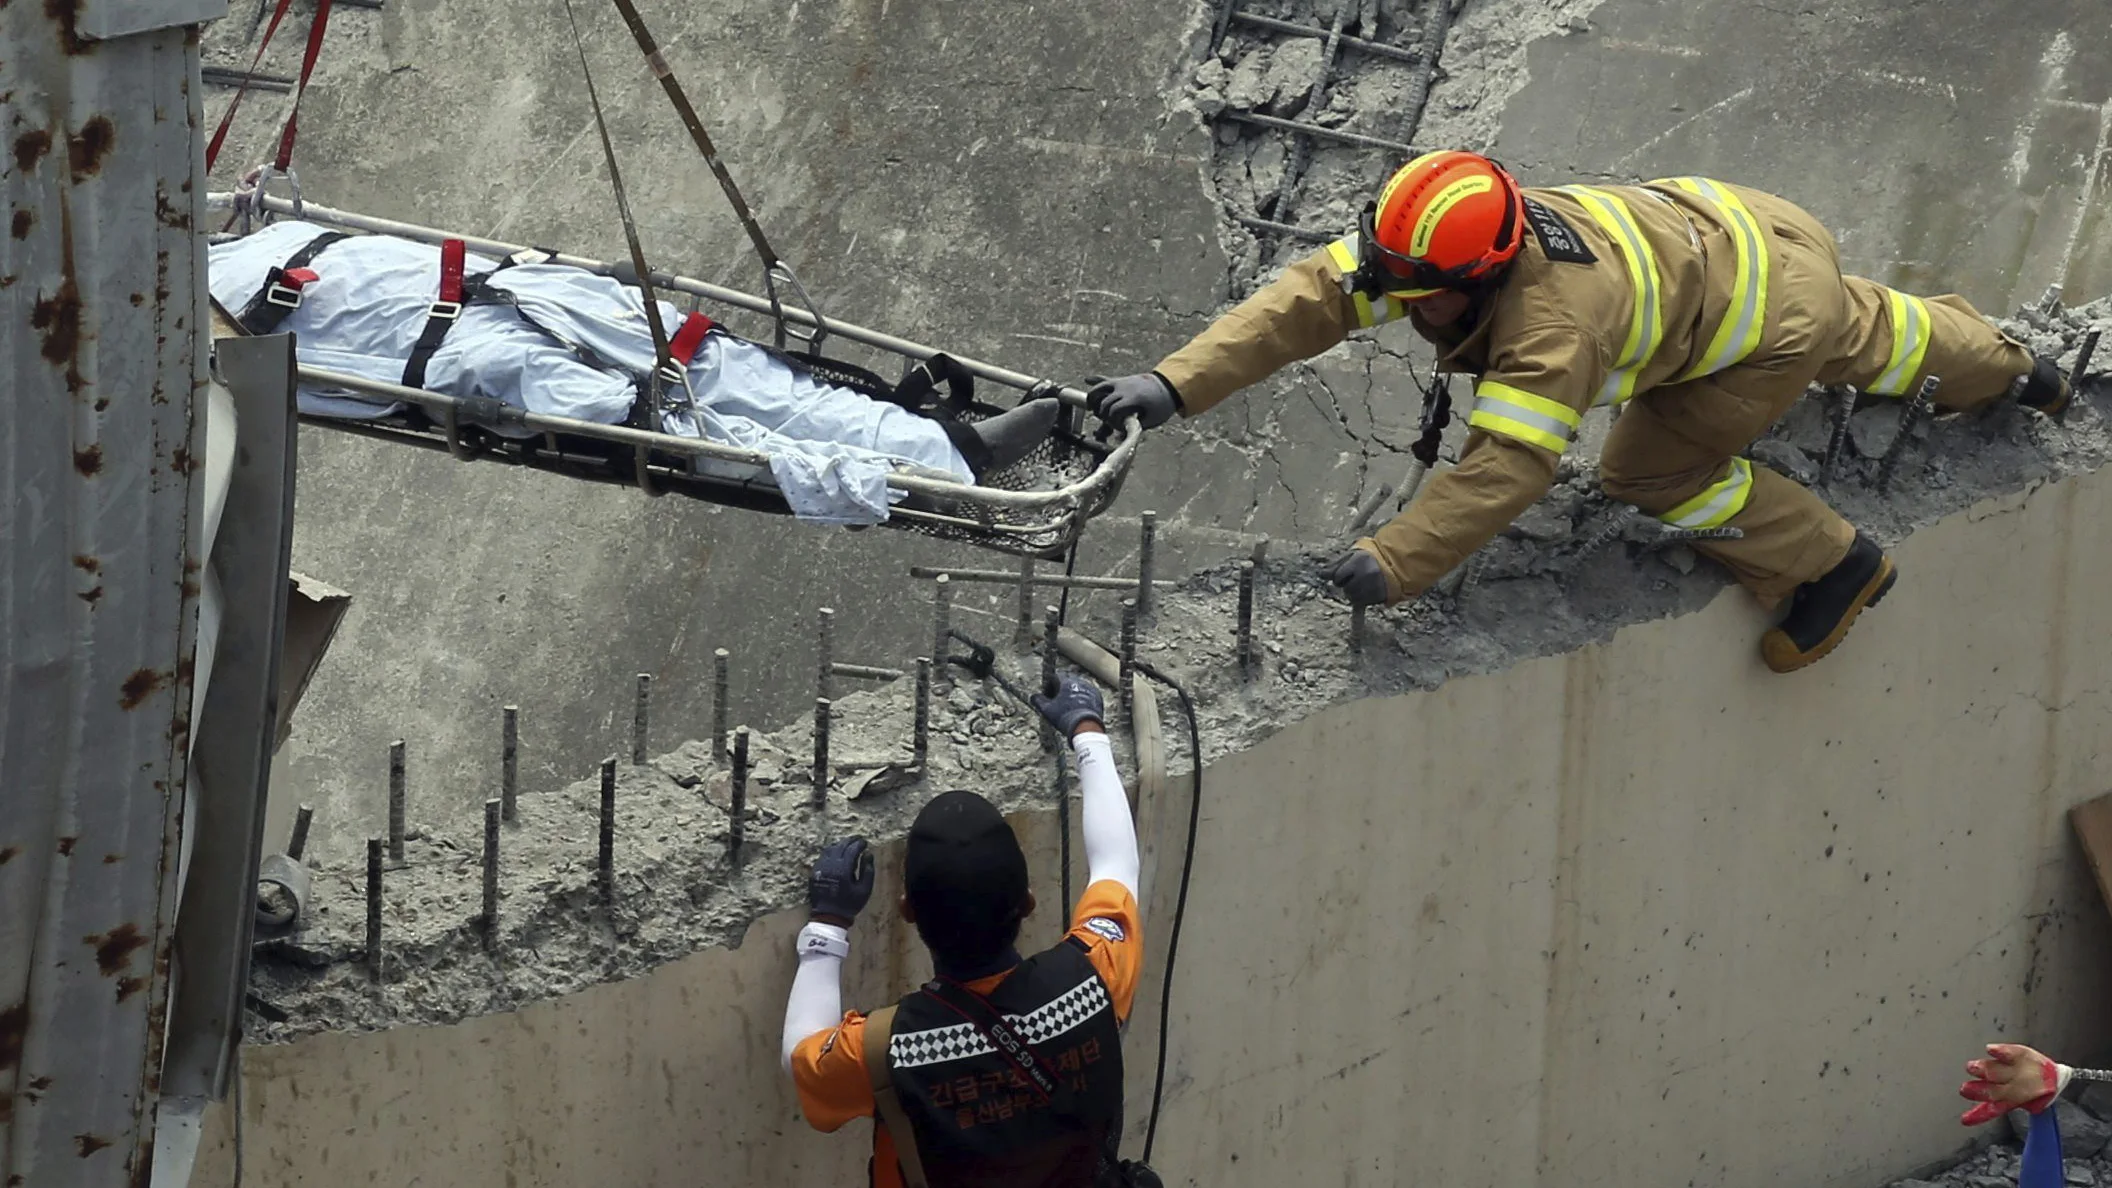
left=202, top=194, right=1141, bottom=559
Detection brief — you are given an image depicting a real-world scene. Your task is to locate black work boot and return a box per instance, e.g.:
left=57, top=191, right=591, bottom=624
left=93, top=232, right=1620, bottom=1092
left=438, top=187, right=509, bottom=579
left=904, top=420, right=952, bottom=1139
left=2011, top=355, right=2072, bottom=417
left=1760, top=533, right=1899, bottom=673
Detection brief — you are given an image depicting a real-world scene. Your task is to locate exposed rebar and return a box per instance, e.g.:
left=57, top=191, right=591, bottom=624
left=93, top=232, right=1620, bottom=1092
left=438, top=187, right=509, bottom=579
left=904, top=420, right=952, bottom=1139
left=598, top=758, right=616, bottom=904
left=909, top=565, right=1169, bottom=591
left=1119, top=599, right=1139, bottom=723
left=931, top=576, right=953, bottom=685
left=1647, top=526, right=1746, bottom=550
left=1042, top=606, right=1062, bottom=747
left=1218, top=111, right=1419, bottom=156
left=481, top=798, right=499, bottom=946
left=1236, top=562, right=1257, bottom=675
left=1397, top=0, right=1463, bottom=142
left=816, top=607, right=835, bottom=702
left=365, top=838, right=384, bottom=982
left=1874, top=375, right=1939, bottom=495
left=813, top=698, right=832, bottom=809
left=1349, top=603, right=1366, bottom=654
left=1234, top=214, right=1337, bottom=244
left=387, top=740, right=406, bottom=863
left=1227, top=10, right=1424, bottom=63
left=1263, top=2, right=1350, bottom=226
left=730, top=727, right=750, bottom=858
left=1137, top=511, right=1158, bottom=615
left=632, top=673, right=651, bottom=765
left=501, top=705, right=519, bottom=822
left=287, top=804, right=314, bottom=861
left=832, top=662, right=905, bottom=682
left=913, top=658, right=932, bottom=769
left=1016, top=557, right=1037, bottom=646
left=711, top=650, right=730, bottom=760
left=1820, top=385, right=1858, bottom=488
left=1572, top=507, right=1637, bottom=567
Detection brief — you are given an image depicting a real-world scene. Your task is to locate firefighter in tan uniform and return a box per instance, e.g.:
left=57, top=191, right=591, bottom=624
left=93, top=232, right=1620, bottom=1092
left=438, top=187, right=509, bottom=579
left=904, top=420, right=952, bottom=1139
left=1089, top=151, right=2073, bottom=672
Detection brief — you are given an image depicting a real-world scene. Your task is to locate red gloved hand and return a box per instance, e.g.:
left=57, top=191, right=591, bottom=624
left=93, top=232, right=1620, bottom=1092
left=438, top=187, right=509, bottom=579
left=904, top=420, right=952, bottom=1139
left=1959, top=1043, right=2072, bottom=1126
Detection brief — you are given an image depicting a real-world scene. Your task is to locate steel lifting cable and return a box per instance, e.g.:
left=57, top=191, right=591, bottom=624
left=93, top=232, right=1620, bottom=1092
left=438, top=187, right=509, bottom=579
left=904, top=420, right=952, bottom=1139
left=559, top=0, right=686, bottom=440
left=597, top=0, right=829, bottom=350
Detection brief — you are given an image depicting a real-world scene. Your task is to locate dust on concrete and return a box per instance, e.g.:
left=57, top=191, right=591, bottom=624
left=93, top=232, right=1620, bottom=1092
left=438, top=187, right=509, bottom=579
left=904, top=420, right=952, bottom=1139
left=252, top=299, right=2109, bottom=1039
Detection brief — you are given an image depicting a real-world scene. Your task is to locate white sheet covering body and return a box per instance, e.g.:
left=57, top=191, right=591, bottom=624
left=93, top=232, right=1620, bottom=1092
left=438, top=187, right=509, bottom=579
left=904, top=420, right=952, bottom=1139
left=208, top=221, right=973, bottom=523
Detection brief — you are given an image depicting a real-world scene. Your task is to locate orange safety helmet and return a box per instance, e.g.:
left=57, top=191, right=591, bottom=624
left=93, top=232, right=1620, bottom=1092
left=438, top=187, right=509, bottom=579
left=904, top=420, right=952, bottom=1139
left=1358, top=150, right=1526, bottom=298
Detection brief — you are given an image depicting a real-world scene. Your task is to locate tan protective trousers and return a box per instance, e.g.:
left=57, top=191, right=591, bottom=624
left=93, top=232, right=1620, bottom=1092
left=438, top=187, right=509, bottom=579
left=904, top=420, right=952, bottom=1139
left=1597, top=194, right=2033, bottom=606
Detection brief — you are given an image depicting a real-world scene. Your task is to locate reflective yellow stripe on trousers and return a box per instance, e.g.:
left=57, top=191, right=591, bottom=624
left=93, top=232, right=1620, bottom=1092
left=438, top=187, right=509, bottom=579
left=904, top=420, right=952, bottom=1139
left=1653, top=177, right=1771, bottom=380
left=1325, top=236, right=1408, bottom=329
left=1468, top=380, right=1582, bottom=455
left=1557, top=186, right=1664, bottom=405
left=1868, top=288, right=1932, bottom=396
left=1657, top=456, right=1754, bottom=529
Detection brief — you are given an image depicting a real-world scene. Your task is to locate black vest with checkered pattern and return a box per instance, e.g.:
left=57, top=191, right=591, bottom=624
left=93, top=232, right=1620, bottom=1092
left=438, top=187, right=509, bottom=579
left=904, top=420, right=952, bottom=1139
left=880, top=936, right=1123, bottom=1188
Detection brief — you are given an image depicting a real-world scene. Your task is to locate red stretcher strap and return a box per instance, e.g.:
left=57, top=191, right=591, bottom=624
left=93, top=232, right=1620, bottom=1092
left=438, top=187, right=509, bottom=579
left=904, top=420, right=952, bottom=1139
left=668, top=311, right=715, bottom=366
left=205, top=0, right=300, bottom=173
left=271, top=0, right=338, bottom=172
left=438, top=239, right=465, bottom=305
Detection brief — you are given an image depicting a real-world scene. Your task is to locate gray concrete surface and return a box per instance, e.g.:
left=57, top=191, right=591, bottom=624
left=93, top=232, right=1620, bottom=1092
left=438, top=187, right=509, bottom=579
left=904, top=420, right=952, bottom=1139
left=203, top=0, right=1278, bottom=864
left=1433, top=0, right=2112, bottom=313
left=203, top=0, right=2112, bottom=867
left=196, top=466, right=2112, bottom=1187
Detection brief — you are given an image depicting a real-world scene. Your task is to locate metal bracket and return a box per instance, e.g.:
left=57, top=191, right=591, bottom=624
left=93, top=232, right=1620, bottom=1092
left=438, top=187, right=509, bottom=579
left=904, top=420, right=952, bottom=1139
left=764, top=260, right=830, bottom=352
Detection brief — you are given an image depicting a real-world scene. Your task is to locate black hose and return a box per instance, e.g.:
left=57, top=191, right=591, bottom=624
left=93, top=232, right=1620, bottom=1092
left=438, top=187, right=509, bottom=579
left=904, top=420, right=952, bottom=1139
left=1054, top=539, right=1082, bottom=920
left=1125, top=655, right=1201, bottom=1164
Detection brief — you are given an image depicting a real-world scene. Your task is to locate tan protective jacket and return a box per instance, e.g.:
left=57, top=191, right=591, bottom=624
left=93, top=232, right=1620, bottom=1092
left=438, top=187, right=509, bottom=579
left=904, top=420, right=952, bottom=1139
left=1155, top=179, right=1800, bottom=600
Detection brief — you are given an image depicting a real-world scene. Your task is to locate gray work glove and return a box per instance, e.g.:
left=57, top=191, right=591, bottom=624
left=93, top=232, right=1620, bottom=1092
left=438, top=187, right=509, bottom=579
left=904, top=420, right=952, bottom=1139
left=1326, top=548, right=1391, bottom=607
left=808, top=836, right=875, bottom=926
left=1087, top=372, right=1181, bottom=434
left=1031, top=673, right=1106, bottom=738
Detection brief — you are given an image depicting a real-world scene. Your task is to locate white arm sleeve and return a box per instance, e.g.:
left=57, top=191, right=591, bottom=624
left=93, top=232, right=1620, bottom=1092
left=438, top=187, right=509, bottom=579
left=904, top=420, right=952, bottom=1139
left=1073, top=732, right=1140, bottom=899
left=780, top=922, right=849, bottom=1074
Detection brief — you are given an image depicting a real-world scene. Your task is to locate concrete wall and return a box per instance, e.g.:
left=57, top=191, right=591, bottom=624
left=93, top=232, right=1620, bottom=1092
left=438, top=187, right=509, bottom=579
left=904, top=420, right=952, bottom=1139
left=195, top=466, right=2112, bottom=1188
left=203, top=0, right=2112, bottom=864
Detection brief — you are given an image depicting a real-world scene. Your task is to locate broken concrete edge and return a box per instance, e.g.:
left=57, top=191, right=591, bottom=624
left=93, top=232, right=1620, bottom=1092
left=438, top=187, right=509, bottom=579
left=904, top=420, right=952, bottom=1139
left=248, top=301, right=2110, bottom=1040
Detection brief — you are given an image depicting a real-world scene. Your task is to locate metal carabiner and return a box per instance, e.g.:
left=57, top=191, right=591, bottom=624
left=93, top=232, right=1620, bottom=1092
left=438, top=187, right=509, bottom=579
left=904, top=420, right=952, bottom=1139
left=763, top=260, right=829, bottom=353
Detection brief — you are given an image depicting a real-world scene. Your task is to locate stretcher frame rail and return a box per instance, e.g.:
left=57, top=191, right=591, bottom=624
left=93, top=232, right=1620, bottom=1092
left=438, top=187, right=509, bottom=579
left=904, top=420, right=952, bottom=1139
left=206, top=194, right=1144, bottom=555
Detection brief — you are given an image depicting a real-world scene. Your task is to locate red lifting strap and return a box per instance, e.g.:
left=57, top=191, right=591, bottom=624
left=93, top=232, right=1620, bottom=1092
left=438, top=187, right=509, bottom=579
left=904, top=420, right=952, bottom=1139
left=437, top=239, right=466, bottom=305
left=204, top=0, right=300, bottom=173
left=271, top=0, right=338, bottom=173
left=668, top=311, right=716, bottom=367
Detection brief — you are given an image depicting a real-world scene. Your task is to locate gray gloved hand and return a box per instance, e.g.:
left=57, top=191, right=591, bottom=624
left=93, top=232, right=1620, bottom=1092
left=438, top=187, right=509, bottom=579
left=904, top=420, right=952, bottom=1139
left=1326, top=548, right=1391, bottom=607
left=1087, top=372, right=1181, bottom=433
left=1031, top=673, right=1105, bottom=738
left=808, top=836, right=875, bottom=926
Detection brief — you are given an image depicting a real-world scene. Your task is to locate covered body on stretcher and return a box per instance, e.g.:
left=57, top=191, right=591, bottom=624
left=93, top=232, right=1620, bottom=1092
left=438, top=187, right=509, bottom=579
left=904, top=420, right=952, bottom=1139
left=208, top=221, right=1057, bottom=524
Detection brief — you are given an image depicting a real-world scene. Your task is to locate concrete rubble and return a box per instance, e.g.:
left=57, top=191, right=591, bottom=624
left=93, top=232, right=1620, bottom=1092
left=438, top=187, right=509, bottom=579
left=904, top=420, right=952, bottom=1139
left=251, top=299, right=2109, bottom=1040
left=1883, top=1082, right=2112, bottom=1187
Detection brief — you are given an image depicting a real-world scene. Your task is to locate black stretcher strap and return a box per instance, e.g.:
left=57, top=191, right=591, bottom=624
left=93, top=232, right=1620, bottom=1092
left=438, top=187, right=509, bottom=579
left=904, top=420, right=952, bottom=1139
left=401, top=238, right=467, bottom=389
left=236, top=230, right=349, bottom=335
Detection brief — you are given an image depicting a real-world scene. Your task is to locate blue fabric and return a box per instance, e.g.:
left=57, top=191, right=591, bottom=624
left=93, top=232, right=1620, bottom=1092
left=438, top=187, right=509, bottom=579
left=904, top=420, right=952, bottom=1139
left=209, top=221, right=973, bottom=524
left=2020, top=1105, right=2064, bottom=1188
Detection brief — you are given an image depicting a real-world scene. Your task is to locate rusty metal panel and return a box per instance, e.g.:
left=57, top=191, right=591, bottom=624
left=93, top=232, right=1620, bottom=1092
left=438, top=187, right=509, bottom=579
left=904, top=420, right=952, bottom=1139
left=0, top=0, right=213, bottom=1182
left=76, top=0, right=227, bottom=42
left=163, top=334, right=299, bottom=1104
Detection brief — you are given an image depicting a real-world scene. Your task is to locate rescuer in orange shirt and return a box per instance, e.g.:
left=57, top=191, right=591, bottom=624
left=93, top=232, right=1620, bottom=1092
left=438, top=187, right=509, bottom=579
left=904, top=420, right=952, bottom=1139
left=780, top=673, right=1148, bottom=1188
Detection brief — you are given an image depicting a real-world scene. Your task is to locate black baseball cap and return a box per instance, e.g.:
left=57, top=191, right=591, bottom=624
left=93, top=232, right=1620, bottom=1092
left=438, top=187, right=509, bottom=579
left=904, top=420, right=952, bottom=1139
left=904, top=791, right=1029, bottom=956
